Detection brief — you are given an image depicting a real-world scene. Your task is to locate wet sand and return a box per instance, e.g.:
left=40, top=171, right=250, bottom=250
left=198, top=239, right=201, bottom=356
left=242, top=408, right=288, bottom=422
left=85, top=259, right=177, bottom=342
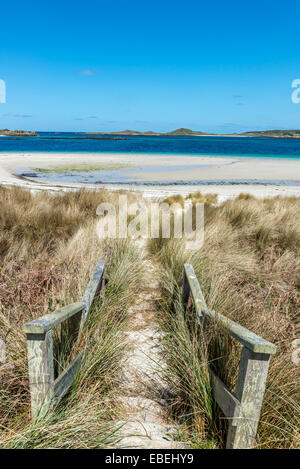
left=0, top=152, right=300, bottom=200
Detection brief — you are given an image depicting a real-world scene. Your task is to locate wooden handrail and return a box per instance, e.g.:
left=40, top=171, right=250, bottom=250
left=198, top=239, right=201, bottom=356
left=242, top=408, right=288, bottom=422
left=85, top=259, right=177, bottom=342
left=183, top=264, right=276, bottom=355
left=23, top=302, right=85, bottom=335
left=23, top=260, right=106, bottom=419
left=182, top=263, right=277, bottom=449
left=81, top=260, right=106, bottom=325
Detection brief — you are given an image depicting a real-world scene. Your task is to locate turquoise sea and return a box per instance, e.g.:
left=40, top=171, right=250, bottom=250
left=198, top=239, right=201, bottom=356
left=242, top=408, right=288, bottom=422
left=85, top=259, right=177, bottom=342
left=1, top=132, right=300, bottom=159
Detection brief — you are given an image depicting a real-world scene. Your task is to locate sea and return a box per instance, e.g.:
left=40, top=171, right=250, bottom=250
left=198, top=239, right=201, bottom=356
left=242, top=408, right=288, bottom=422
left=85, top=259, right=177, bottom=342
left=2, top=133, right=300, bottom=186
left=1, top=132, right=300, bottom=158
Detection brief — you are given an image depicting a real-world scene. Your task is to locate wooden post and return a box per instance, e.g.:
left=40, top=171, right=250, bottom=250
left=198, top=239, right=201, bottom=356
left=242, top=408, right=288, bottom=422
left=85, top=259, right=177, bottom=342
left=81, top=260, right=106, bottom=325
left=99, top=271, right=106, bottom=306
left=226, top=346, right=271, bottom=449
left=26, top=331, right=54, bottom=419
left=182, top=269, right=191, bottom=309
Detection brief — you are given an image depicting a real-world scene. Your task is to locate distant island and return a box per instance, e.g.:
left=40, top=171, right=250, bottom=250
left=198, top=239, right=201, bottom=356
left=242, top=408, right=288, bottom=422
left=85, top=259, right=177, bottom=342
left=233, top=129, right=300, bottom=138
left=89, top=128, right=213, bottom=136
left=0, top=129, right=38, bottom=137
left=1, top=128, right=300, bottom=139
left=89, top=128, right=300, bottom=138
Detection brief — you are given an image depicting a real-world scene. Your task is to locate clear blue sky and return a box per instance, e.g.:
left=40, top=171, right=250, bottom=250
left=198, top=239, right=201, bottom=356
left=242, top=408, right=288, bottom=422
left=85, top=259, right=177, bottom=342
left=1, top=0, right=300, bottom=133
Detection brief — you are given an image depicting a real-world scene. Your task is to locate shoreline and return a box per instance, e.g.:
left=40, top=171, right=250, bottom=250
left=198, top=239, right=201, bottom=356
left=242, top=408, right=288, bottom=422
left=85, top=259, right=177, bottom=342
left=1, top=151, right=300, bottom=200
left=1, top=148, right=300, bottom=160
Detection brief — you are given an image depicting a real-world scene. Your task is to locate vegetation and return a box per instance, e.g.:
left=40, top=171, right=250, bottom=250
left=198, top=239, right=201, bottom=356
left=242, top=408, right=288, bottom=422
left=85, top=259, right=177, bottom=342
left=240, top=129, right=300, bottom=138
left=0, top=186, right=143, bottom=448
left=161, top=191, right=218, bottom=209
left=0, top=186, right=299, bottom=449
left=149, top=193, right=300, bottom=449
left=166, top=128, right=211, bottom=136
left=31, top=163, right=134, bottom=173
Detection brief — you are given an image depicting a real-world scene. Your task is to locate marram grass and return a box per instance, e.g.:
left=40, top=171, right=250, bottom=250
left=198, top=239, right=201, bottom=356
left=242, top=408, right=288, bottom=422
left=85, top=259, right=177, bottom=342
left=150, top=194, right=300, bottom=449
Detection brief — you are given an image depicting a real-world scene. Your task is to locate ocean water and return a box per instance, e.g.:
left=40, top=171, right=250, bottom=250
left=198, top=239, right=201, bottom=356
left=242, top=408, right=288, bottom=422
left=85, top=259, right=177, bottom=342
left=1, top=132, right=300, bottom=158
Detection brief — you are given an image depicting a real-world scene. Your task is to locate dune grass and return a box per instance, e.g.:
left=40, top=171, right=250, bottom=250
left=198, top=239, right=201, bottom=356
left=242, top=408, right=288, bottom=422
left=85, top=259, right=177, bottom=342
left=161, top=191, right=218, bottom=209
left=1, top=186, right=299, bottom=449
left=0, top=186, right=143, bottom=448
left=150, top=194, right=300, bottom=449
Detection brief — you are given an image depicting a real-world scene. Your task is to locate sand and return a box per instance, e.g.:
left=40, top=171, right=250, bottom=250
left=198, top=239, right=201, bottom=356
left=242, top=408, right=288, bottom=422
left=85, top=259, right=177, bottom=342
left=0, top=152, right=300, bottom=200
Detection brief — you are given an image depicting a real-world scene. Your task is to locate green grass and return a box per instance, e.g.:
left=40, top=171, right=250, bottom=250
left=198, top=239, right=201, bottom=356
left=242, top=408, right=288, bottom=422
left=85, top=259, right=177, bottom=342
left=31, top=163, right=134, bottom=173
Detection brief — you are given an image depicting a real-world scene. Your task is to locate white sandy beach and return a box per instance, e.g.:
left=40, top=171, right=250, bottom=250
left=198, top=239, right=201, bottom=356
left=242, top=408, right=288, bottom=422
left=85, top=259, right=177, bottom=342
left=0, top=152, right=300, bottom=200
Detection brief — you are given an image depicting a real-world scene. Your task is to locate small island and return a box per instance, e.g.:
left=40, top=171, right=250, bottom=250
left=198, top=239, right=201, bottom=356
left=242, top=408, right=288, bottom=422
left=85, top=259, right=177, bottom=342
left=0, top=129, right=38, bottom=137
left=88, top=128, right=213, bottom=137
left=236, top=129, right=300, bottom=138
left=1, top=127, right=300, bottom=139
left=87, top=128, right=300, bottom=138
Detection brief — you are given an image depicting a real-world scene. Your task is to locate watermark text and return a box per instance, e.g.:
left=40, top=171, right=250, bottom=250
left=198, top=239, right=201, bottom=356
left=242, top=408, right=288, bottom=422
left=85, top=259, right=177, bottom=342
left=96, top=195, right=204, bottom=248
left=291, top=79, right=300, bottom=103
left=0, top=79, right=6, bottom=103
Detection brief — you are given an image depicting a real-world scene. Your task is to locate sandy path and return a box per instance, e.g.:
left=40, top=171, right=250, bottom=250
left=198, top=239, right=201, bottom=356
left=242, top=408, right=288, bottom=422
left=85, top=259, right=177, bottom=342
left=116, top=243, right=185, bottom=449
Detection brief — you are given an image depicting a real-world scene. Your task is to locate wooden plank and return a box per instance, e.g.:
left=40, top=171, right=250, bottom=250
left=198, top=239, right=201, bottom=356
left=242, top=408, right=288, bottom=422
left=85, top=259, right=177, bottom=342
left=23, top=302, right=85, bottom=334
left=226, top=347, right=271, bottom=449
left=183, top=264, right=207, bottom=321
left=209, top=367, right=241, bottom=423
left=26, top=331, right=54, bottom=419
left=202, top=308, right=276, bottom=355
left=182, top=269, right=191, bottom=309
left=183, top=264, right=276, bottom=355
left=53, top=353, right=82, bottom=407
left=81, top=260, right=106, bottom=325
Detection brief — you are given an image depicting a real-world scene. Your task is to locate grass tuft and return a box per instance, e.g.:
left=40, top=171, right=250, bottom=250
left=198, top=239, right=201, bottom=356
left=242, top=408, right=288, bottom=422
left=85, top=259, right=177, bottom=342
left=0, top=186, right=143, bottom=448
left=150, top=194, right=300, bottom=449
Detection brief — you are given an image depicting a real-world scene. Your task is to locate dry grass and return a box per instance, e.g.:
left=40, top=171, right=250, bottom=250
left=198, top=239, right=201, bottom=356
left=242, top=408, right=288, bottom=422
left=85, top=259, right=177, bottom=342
left=185, top=191, right=218, bottom=205
left=1, top=186, right=299, bottom=449
left=162, top=191, right=218, bottom=208
left=0, top=186, right=143, bottom=448
left=150, top=194, right=300, bottom=449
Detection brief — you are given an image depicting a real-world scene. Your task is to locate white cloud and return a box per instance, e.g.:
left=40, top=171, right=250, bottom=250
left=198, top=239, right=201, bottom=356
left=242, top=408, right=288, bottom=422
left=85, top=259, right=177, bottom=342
left=14, top=114, right=32, bottom=118
left=78, top=70, right=93, bottom=76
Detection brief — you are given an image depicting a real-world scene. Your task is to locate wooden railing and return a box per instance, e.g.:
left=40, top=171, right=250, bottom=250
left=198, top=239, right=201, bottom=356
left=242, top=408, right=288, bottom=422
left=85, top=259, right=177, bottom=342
left=23, top=260, right=106, bottom=419
left=182, top=263, right=277, bottom=449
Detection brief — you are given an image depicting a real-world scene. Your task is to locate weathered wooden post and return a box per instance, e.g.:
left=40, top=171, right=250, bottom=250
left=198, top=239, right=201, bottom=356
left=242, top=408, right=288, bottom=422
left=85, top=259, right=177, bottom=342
left=182, top=264, right=206, bottom=322
left=226, top=347, right=271, bottom=449
left=182, top=268, right=191, bottom=309
left=81, top=260, right=106, bottom=326
left=23, top=302, right=85, bottom=419
left=24, top=330, right=54, bottom=419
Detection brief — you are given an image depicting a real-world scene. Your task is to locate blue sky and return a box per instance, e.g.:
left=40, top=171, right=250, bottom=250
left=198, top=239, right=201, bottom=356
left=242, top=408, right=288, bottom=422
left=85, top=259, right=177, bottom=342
left=1, top=0, right=300, bottom=133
